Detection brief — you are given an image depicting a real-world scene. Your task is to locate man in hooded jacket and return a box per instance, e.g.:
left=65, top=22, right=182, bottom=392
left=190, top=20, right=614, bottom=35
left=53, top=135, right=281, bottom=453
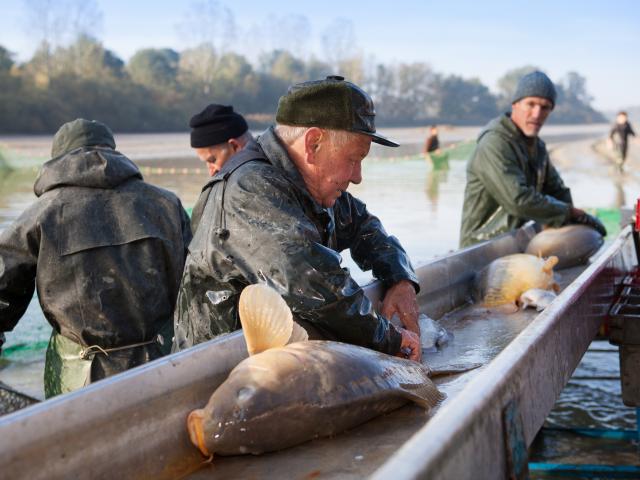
left=173, top=76, right=422, bottom=361
left=459, top=71, right=606, bottom=248
left=0, top=119, right=192, bottom=398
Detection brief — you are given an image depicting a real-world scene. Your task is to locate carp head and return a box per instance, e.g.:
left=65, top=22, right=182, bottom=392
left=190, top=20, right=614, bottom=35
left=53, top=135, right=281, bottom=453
left=187, top=347, right=307, bottom=456
left=187, top=284, right=309, bottom=457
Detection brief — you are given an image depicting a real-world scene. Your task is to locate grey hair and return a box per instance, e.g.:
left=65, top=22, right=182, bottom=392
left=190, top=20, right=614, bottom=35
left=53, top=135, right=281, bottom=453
left=274, top=124, right=362, bottom=148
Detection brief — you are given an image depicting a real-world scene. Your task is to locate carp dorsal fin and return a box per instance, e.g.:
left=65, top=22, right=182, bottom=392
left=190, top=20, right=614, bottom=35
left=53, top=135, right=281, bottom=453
left=542, top=255, right=559, bottom=273
left=399, top=379, right=445, bottom=409
left=239, top=284, right=294, bottom=355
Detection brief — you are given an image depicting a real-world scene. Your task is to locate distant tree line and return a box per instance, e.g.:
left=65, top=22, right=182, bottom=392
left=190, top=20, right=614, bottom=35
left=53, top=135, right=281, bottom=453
left=0, top=37, right=606, bottom=134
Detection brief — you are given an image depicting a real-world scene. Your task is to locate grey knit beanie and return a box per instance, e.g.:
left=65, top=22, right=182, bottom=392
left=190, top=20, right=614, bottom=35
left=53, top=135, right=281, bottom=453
left=512, top=71, right=557, bottom=107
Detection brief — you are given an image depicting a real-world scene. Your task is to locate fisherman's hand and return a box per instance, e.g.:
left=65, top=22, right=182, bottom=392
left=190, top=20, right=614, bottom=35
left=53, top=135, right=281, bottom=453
left=570, top=208, right=607, bottom=237
left=569, top=207, right=586, bottom=220
left=381, top=280, right=420, bottom=337
left=398, top=329, right=421, bottom=362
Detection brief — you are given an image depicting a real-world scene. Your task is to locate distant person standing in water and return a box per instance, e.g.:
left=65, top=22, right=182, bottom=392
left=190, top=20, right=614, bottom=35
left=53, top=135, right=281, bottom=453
left=189, top=104, right=253, bottom=231
left=608, top=111, right=636, bottom=171
left=459, top=71, right=606, bottom=247
left=423, top=125, right=440, bottom=154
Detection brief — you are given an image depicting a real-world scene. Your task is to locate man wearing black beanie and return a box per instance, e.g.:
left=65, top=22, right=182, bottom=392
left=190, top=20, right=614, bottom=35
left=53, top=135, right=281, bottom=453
left=189, top=104, right=253, bottom=177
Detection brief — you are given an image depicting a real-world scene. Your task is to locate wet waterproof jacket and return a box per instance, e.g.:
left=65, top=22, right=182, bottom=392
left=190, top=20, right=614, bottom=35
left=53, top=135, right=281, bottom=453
left=173, top=127, right=418, bottom=356
left=460, top=113, right=572, bottom=247
left=0, top=147, right=192, bottom=395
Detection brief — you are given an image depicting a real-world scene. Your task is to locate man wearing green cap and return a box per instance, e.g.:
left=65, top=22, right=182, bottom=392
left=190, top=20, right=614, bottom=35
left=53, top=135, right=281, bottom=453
left=0, top=119, right=192, bottom=397
left=460, top=70, right=606, bottom=247
left=173, top=75, right=422, bottom=361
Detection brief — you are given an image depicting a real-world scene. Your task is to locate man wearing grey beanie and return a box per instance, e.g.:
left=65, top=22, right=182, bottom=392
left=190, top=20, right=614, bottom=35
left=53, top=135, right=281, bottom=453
left=460, top=70, right=606, bottom=247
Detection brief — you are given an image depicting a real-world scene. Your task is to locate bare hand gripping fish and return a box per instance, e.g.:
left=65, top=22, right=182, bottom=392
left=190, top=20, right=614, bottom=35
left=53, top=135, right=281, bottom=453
left=187, top=284, right=446, bottom=458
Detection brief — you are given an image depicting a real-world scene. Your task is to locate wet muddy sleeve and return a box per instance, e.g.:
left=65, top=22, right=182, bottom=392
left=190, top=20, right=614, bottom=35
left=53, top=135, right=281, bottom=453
left=475, top=139, right=571, bottom=227
left=0, top=207, right=39, bottom=333
left=334, top=194, right=419, bottom=291
left=220, top=172, right=402, bottom=355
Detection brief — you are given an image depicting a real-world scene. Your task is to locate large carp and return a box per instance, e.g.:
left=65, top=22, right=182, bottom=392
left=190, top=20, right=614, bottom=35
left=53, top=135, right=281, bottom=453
left=187, top=284, right=444, bottom=457
left=525, top=224, right=604, bottom=269
left=474, top=253, right=559, bottom=308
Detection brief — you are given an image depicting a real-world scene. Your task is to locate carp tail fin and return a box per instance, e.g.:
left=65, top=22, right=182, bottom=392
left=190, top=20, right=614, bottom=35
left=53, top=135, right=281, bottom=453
left=239, top=284, right=294, bottom=355
left=399, top=378, right=445, bottom=409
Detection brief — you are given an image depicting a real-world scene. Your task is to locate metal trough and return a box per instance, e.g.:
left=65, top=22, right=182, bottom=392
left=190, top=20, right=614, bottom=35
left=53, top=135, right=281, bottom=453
left=1, top=224, right=633, bottom=479
left=372, top=226, right=636, bottom=480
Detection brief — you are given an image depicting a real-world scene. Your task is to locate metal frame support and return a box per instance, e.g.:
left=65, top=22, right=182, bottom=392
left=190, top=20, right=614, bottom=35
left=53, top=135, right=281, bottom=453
left=503, top=399, right=530, bottom=480
left=527, top=408, right=640, bottom=477
left=633, top=199, right=640, bottom=263
left=528, top=463, right=640, bottom=478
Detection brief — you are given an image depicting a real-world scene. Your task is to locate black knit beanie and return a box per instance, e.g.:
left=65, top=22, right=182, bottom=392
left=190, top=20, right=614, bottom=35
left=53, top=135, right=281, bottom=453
left=189, top=104, right=248, bottom=148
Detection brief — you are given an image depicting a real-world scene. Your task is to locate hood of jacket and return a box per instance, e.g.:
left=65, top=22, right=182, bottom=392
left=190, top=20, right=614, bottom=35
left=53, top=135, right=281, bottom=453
left=34, top=147, right=143, bottom=196
left=51, top=118, right=116, bottom=158
left=478, top=113, right=519, bottom=142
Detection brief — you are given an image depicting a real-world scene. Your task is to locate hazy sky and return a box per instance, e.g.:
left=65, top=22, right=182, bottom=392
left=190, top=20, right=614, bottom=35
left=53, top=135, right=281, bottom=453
left=1, top=0, right=638, bottom=111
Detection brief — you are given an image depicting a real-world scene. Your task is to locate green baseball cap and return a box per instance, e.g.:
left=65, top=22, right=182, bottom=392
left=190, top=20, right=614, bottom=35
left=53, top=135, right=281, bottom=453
left=276, top=75, right=399, bottom=147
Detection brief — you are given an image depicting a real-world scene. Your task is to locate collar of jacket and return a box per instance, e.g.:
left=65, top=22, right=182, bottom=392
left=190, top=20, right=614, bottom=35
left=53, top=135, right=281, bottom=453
left=257, top=126, right=327, bottom=216
left=478, top=113, right=539, bottom=147
left=501, top=113, right=538, bottom=147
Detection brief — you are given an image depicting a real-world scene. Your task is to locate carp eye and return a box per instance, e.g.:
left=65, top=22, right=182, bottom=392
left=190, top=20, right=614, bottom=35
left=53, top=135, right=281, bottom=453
left=237, top=386, right=255, bottom=403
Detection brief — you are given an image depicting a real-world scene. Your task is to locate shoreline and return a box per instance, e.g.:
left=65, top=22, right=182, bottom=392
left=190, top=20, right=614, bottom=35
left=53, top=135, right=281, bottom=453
left=0, top=124, right=611, bottom=167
